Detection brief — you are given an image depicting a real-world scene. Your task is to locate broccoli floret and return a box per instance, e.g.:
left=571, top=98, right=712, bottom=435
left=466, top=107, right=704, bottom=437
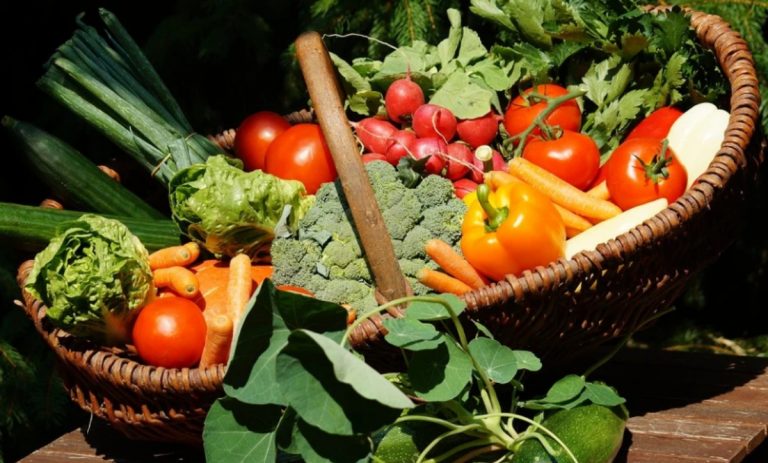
left=271, top=161, right=469, bottom=311
left=316, top=279, right=372, bottom=305
left=399, top=226, right=432, bottom=259
left=421, top=201, right=467, bottom=245
left=382, top=190, right=422, bottom=240
left=415, top=174, right=455, bottom=209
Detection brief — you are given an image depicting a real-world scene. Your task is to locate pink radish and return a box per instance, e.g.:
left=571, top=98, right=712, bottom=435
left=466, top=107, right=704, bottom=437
left=355, top=118, right=397, bottom=154
left=453, top=178, right=479, bottom=199
left=469, top=145, right=507, bottom=183
left=361, top=153, right=388, bottom=164
left=412, top=104, right=457, bottom=141
left=444, top=142, right=474, bottom=180
left=385, top=79, right=425, bottom=124
left=456, top=112, right=500, bottom=148
left=409, top=137, right=447, bottom=175
left=385, top=129, right=417, bottom=166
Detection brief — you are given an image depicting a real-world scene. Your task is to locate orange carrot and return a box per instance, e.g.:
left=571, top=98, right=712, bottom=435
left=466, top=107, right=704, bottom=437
left=149, top=242, right=201, bottom=270
left=425, top=239, right=487, bottom=290
left=508, top=158, right=622, bottom=221
left=227, top=254, right=253, bottom=325
left=153, top=266, right=200, bottom=299
left=417, top=268, right=473, bottom=295
left=199, top=314, right=234, bottom=368
left=485, top=170, right=523, bottom=190
left=587, top=180, right=610, bottom=201
left=553, top=203, right=592, bottom=237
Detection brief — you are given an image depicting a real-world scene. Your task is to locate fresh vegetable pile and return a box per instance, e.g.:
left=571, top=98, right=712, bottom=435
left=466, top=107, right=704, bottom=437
left=0, top=0, right=739, bottom=461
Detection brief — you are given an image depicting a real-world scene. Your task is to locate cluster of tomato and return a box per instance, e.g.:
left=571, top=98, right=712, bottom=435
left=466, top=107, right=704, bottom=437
left=234, top=113, right=337, bottom=194
left=506, top=83, right=687, bottom=210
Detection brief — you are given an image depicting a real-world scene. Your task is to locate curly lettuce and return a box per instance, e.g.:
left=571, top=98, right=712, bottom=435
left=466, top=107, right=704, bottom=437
left=25, top=214, right=153, bottom=345
left=168, top=155, right=315, bottom=260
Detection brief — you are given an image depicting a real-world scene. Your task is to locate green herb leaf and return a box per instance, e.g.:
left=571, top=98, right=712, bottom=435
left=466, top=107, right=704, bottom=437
left=457, top=27, right=487, bottom=66
left=382, top=318, right=444, bottom=351
left=409, top=334, right=473, bottom=401
left=543, top=374, right=585, bottom=403
left=405, top=294, right=465, bottom=321
left=430, top=72, right=494, bottom=119
left=469, top=0, right=516, bottom=31
left=330, top=53, right=371, bottom=93
left=584, top=382, right=626, bottom=407
left=467, top=337, right=519, bottom=384
left=505, top=0, right=553, bottom=48
left=437, top=9, right=463, bottom=67
left=276, top=329, right=412, bottom=436
left=223, top=280, right=347, bottom=405
left=348, top=90, right=384, bottom=116
left=203, top=398, right=282, bottom=463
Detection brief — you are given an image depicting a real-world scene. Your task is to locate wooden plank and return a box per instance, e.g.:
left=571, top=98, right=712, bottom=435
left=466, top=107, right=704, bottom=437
left=625, top=433, right=747, bottom=462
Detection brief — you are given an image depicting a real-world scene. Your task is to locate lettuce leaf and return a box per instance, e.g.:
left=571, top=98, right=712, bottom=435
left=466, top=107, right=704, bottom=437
left=169, top=155, right=315, bottom=260
left=25, top=214, right=153, bottom=345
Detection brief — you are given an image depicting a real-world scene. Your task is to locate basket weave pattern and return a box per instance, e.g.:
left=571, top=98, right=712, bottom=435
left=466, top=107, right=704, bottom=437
left=17, top=10, right=763, bottom=445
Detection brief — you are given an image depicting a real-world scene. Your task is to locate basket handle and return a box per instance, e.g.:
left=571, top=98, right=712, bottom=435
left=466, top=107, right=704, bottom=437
left=295, top=32, right=409, bottom=310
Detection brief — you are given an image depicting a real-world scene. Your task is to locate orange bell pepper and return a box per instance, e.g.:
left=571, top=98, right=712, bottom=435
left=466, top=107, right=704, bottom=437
left=460, top=182, right=566, bottom=281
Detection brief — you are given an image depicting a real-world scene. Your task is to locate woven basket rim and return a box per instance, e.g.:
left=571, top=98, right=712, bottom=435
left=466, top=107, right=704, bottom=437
left=16, top=261, right=226, bottom=395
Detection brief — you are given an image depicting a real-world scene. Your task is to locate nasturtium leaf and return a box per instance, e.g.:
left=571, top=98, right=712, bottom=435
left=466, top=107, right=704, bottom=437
left=409, top=334, right=473, bottom=401
left=512, top=350, right=542, bottom=372
left=382, top=318, right=444, bottom=351
left=467, top=337, right=518, bottom=384
left=203, top=398, right=282, bottom=463
left=405, top=294, right=465, bottom=321
left=224, top=280, right=347, bottom=405
left=543, top=374, right=586, bottom=404
left=276, top=329, right=412, bottom=436
left=282, top=417, right=371, bottom=463
left=584, top=382, right=626, bottom=407
left=472, top=320, right=495, bottom=340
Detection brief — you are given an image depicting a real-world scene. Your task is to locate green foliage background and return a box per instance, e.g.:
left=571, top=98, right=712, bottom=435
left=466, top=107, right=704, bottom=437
left=0, top=0, right=765, bottom=458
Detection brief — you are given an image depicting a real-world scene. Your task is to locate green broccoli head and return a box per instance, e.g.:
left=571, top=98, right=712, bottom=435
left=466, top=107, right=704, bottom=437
left=271, top=161, right=467, bottom=311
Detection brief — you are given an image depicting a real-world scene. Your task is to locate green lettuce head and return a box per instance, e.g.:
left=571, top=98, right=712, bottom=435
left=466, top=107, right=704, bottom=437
left=25, top=214, right=153, bottom=345
left=168, top=155, right=315, bottom=260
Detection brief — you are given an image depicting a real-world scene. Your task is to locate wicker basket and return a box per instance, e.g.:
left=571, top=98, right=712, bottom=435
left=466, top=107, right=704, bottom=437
left=16, top=7, right=763, bottom=446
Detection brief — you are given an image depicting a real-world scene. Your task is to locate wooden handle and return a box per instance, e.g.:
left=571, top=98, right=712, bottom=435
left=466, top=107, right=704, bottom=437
left=295, top=32, right=409, bottom=310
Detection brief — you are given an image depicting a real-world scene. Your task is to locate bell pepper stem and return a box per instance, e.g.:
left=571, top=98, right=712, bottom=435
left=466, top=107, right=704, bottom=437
left=476, top=184, right=508, bottom=231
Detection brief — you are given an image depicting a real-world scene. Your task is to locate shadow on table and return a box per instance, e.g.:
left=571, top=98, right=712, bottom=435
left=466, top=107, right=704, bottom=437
left=81, top=419, right=204, bottom=463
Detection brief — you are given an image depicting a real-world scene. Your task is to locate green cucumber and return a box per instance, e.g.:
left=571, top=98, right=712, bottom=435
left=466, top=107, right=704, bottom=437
left=0, top=202, right=180, bottom=252
left=2, top=116, right=164, bottom=219
left=512, top=404, right=627, bottom=463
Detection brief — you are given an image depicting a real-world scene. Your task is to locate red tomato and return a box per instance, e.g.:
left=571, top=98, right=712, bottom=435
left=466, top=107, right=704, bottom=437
left=264, top=124, right=338, bottom=194
left=504, top=84, right=581, bottom=141
left=605, top=138, right=688, bottom=210
left=589, top=165, right=607, bottom=189
left=626, top=107, right=683, bottom=141
left=132, top=297, right=207, bottom=368
left=234, top=111, right=291, bottom=171
left=522, top=130, right=600, bottom=190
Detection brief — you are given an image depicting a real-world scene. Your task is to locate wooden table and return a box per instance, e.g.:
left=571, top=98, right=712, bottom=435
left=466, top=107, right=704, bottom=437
left=18, top=349, right=768, bottom=462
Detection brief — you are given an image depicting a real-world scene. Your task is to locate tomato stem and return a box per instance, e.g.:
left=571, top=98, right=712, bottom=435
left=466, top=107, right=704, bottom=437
left=638, top=139, right=672, bottom=184
left=512, top=88, right=586, bottom=157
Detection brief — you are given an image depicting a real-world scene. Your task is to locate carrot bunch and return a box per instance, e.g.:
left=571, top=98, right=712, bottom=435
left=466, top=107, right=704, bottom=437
left=417, top=238, right=488, bottom=295
left=146, top=243, right=271, bottom=368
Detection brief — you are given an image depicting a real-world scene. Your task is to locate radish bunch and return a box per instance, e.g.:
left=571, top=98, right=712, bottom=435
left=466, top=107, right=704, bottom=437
left=354, top=77, right=505, bottom=198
